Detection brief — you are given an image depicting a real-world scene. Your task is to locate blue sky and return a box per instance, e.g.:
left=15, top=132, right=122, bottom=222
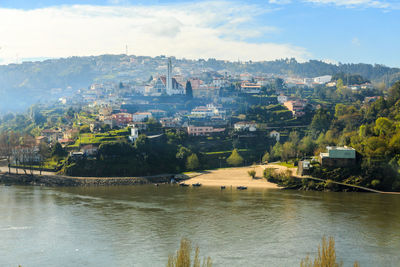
left=0, top=0, right=399, bottom=67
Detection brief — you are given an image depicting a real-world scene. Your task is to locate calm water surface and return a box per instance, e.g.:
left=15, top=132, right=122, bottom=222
left=0, top=185, right=399, bottom=267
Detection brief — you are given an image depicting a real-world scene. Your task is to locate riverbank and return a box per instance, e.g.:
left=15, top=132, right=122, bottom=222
left=0, top=172, right=183, bottom=187
left=183, top=165, right=280, bottom=189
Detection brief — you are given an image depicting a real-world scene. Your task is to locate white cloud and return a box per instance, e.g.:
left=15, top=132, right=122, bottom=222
left=0, top=1, right=309, bottom=64
left=270, top=0, right=399, bottom=9
left=304, top=0, right=399, bottom=9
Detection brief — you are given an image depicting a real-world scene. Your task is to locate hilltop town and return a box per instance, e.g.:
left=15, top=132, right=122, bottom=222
left=1, top=56, right=400, bottom=192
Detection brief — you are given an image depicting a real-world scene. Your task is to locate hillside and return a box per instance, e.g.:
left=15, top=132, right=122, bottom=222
left=0, top=54, right=399, bottom=112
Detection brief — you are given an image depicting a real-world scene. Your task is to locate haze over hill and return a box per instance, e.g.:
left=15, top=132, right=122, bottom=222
left=0, top=54, right=400, bottom=113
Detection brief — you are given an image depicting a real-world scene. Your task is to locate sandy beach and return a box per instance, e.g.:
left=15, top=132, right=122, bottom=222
left=183, top=164, right=286, bottom=189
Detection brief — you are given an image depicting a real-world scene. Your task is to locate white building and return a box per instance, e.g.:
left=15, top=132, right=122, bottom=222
left=313, top=75, right=332, bottom=84
left=190, top=104, right=225, bottom=118
left=129, top=127, right=139, bottom=142
left=234, top=122, right=257, bottom=132
left=277, top=94, right=288, bottom=104
left=269, top=130, right=280, bottom=142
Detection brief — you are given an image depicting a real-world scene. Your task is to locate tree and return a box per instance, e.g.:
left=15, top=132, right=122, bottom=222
left=186, top=153, right=200, bottom=170
left=299, top=136, right=316, bottom=157
left=289, top=131, right=300, bottom=146
left=146, top=117, right=162, bottom=132
left=226, top=149, right=244, bottom=166
left=262, top=151, right=270, bottom=163
left=336, top=78, right=344, bottom=91
left=388, top=80, right=400, bottom=104
left=80, top=125, right=90, bottom=133
left=248, top=169, right=256, bottom=179
left=374, top=117, right=394, bottom=137
left=0, top=131, right=17, bottom=173
left=185, top=80, right=193, bottom=98
left=271, top=142, right=282, bottom=161
left=275, top=78, right=284, bottom=91
left=52, top=142, right=66, bottom=157
left=281, top=142, right=295, bottom=162
left=310, top=108, right=330, bottom=135
left=38, top=142, right=50, bottom=175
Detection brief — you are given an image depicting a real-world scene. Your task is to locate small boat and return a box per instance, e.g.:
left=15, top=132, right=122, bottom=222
left=237, top=186, right=248, bottom=190
left=221, top=186, right=226, bottom=189
left=179, top=183, right=189, bottom=187
left=192, top=183, right=202, bottom=187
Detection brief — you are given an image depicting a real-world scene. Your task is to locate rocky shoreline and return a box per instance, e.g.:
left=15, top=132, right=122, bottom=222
left=0, top=172, right=187, bottom=187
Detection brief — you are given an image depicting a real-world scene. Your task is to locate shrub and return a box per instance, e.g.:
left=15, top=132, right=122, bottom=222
left=248, top=169, right=256, bottom=179
left=226, top=149, right=244, bottom=166
left=167, top=238, right=212, bottom=267
left=300, top=237, right=361, bottom=267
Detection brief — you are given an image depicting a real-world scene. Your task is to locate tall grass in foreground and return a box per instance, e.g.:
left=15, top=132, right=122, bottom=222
left=300, top=236, right=360, bottom=267
left=167, top=238, right=212, bottom=267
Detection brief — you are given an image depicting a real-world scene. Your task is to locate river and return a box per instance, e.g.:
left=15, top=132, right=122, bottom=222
left=1, top=185, right=399, bottom=267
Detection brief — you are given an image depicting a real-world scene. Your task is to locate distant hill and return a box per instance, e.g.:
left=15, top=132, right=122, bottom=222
left=0, top=54, right=399, bottom=112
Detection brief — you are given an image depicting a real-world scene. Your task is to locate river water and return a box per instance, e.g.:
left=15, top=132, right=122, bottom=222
left=1, top=185, right=399, bottom=267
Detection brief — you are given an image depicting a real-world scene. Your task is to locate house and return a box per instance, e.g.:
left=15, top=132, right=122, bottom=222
left=234, top=122, right=257, bottom=132
left=277, top=94, right=289, bottom=104
left=187, top=126, right=225, bottom=136
left=35, top=136, right=48, bottom=145
left=70, top=151, right=85, bottom=161
left=160, top=117, right=181, bottom=128
left=112, top=113, right=133, bottom=126
left=63, top=128, right=79, bottom=140
left=240, top=82, right=261, bottom=94
left=297, top=160, right=312, bottom=176
left=269, top=130, right=280, bottom=142
left=148, top=109, right=167, bottom=118
left=128, top=122, right=148, bottom=131
left=192, top=85, right=219, bottom=99
left=284, top=100, right=306, bottom=117
left=212, top=77, right=228, bottom=87
left=190, top=104, right=225, bottom=118
left=59, top=138, right=74, bottom=147
left=11, top=145, right=41, bottom=164
left=103, top=117, right=117, bottom=129
left=319, top=146, right=356, bottom=167
left=132, top=112, right=152, bottom=122
left=90, top=122, right=102, bottom=133
left=81, top=145, right=98, bottom=157
left=41, top=129, right=63, bottom=143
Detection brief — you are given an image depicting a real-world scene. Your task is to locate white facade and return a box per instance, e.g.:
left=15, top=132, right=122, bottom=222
left=129, top=127, right=139, bottom=142
left=277, top=95, right=288, bottom=104
left=313, top=75, right=332, bottom=84
left=234, top=122, right=257, bottom=132
left=166, top=58, right=173, bottom=95
left=269, top=130, right=280, bottom=142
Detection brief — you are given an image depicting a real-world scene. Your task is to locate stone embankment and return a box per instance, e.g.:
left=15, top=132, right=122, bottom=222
left=0, top=172, right=185, bottom=187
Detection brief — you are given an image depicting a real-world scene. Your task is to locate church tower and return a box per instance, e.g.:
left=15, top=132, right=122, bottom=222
left=166, top=58, right=173, bottom=95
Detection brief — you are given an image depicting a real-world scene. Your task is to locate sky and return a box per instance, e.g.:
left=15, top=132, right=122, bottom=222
left=0, top=0, right=399, bottom=67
